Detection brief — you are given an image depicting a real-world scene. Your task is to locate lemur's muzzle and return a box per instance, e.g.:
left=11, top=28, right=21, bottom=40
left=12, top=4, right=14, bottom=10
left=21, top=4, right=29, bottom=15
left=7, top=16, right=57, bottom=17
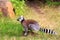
left=17, top=18, right=19, bottom=21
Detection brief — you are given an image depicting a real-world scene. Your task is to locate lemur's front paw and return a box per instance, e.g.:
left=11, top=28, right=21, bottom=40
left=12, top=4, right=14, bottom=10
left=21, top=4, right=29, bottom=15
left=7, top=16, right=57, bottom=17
left=24, top=33, right=28, bottom=36
left=22, top=31, right=28, bottom=36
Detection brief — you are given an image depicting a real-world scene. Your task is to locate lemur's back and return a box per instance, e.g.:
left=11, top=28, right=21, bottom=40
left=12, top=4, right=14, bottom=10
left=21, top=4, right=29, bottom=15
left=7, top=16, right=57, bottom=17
left=22, top=19, right=38, bottom=26
left=21, top=19, right=40, bottom=32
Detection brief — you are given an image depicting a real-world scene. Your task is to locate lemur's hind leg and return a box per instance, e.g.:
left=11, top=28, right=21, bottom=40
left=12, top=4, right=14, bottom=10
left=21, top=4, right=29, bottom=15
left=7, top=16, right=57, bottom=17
left=29, top=24, right=40, bottom=35
left=29, top=29, right=39, bottom=36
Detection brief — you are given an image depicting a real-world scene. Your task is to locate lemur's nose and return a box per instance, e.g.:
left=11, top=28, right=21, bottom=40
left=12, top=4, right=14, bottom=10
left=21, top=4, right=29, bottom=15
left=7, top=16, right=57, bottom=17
left=17, top=19, right=19, bottom=21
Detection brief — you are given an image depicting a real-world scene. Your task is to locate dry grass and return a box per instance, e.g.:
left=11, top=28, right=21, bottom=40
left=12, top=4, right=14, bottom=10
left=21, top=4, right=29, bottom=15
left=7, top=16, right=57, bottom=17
left=22, top=5, right=60, bottom=40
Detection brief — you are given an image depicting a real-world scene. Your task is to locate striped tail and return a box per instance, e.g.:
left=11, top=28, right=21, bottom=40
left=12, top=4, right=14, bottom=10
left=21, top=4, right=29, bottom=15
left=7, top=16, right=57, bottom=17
left=39, top=28, right=57, bottom=35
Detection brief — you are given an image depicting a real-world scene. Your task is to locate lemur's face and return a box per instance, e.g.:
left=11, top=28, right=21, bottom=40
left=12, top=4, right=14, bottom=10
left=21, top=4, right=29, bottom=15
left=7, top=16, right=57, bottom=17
left=17, top=16, right=24, bottom=22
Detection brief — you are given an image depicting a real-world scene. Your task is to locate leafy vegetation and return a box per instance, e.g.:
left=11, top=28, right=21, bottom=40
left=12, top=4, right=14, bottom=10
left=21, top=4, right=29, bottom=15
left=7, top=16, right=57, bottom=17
left=46, top=0, right=60, bottom=6
left=10, top=0, right=26, bottom=16
left=10, top=0, right=60, bottom=15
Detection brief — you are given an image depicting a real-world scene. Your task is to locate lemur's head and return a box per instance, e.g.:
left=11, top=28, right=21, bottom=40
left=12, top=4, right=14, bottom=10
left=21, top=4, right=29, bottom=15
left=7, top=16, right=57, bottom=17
left=17, top=16, right=25, bottom=22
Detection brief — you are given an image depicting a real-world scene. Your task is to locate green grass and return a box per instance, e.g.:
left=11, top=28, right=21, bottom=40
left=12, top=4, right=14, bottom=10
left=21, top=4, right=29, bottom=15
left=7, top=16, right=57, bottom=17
left=10, top=0, right=26, bottom=16
left=0, top=18, right=23, bottom=36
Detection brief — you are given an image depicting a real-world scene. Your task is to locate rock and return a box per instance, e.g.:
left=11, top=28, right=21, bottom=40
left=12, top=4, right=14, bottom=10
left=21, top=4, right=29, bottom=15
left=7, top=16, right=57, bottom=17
left=0, top=0, right=15, bottom=19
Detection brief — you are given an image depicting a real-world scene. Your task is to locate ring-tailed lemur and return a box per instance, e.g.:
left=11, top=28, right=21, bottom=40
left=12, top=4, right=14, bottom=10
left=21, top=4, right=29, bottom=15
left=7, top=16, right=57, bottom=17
left=17, top=16, right=57, bottom=36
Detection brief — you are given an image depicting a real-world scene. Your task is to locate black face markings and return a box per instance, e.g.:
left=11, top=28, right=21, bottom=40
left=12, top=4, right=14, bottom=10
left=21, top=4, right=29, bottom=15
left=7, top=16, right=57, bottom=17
left=21, top=19, right=24, bottom=23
